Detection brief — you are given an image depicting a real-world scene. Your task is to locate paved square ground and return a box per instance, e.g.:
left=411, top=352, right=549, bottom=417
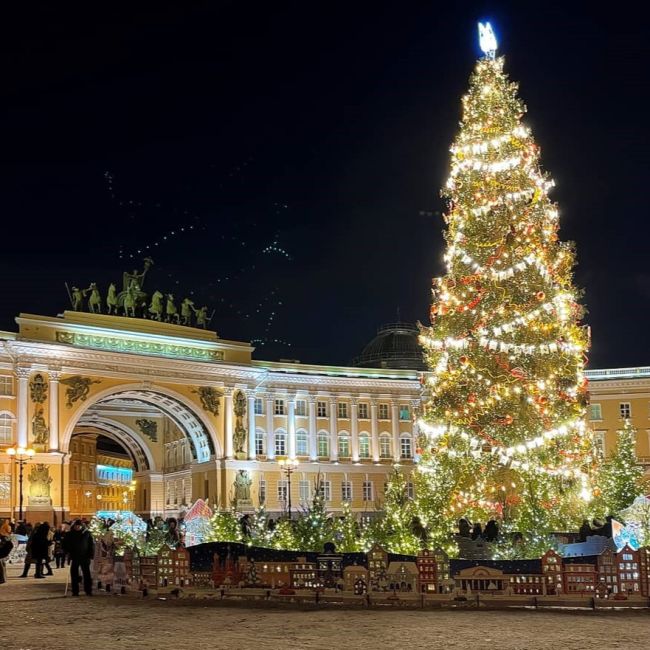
left=2, top=565, right=649, bottom=650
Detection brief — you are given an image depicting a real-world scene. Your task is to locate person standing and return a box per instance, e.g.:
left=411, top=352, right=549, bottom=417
left=53, top=525, right=66, bottom=568
left=63, top=519, right=94, bottom=596
left=0, top=519, right=14, bottom=585
left=30, top=523, right=53, bottom=579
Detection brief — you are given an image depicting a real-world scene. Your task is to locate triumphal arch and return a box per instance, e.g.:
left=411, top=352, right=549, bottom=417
left=0, top=309, right=420, bottom=524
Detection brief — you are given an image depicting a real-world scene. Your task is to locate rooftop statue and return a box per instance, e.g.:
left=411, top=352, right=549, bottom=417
left=64, top=257, right=215, bottom=328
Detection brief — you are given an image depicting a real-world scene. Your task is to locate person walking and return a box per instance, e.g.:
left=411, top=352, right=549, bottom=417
left=63, top=519, right=94, bottom=596
left=19, top=524, right=36, bottom=578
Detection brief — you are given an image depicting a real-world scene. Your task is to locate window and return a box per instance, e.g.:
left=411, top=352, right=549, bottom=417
left=317, top=401, right=327, bottom=418
left=0, top=414, right=14, bottom=443
left=620, top=402, right=631, bottom=419
left=295, top=400, right=306, bottom=416
left=406, top=482, right=415, bottom=499
left=254, top=398, right=264, bottom=415
left=399, top=405, right=410, bottom=421
left=338, top=403, right=348, bottom=419
left=277, top=480, right=288, bottom=503
left=400, top=436, right=413, bottom=459
left=255, top=430, right=265, bottom=455
left=380, top=434, right=391, bottom=459
left=358, top=403, right=369, bottom=419
left=362, top=481, right=373, bottom=502
left=379, top=404, right=389, bottom=420
left=341, top=481, right=352, bottom=501
left=299, top=480, right=311, bottom=503
left=275, top=431, right=287, bottom=456
left=296, top=430, right=308, bottom=456
left=0, top=376, right=13, bottom=397
left=318, top=433, right=329, bottom=457
left=319, top=480, right=331, bottom=502
left=589, top=403, right=602, bottom=421
left=274, top=399, right=285, bottom=415
left=259, top=480, right=266, bottom=504
left=359, top=433, right=370, bottom=459
left=338, top=434, right=350, bottom=458
left=593, top=431, right=605, bottom=457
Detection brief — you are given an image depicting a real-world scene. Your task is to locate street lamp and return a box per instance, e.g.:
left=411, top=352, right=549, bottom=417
left=278, top=458, right=299, bottom=518
left=7, top=446, right=35, bottom=521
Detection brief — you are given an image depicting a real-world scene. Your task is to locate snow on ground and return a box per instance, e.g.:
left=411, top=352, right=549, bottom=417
left=2, top=566, right=649, bottom=650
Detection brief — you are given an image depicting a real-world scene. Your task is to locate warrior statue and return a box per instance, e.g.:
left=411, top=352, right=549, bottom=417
left=234, top=470, right=252, bottom=503
left=181, top=298, right=195, bottom=326
left=86, top=283, right=102, bottom=314
left=71, top=286, right=84, bottom=311
left=194, top=306, right=210, bottom=329
left=166, top=294, right=180, bottom=324
left=106, top=283, right=118, bottom=314
left=123, top=282, right=139, bottom=317
left=148, top=290, right=164, bottom=321
left=31, top=406, right=49, bottom=446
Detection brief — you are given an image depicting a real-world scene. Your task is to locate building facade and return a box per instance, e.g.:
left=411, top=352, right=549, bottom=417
left=1, top=309, right=650, bottom=526
left=0, top=311, right=419, bottom=523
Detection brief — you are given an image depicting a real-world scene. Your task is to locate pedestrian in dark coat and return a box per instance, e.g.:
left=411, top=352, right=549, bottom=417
left=63, top=519, right=94, bottom=596
left=30, top=522, right=53, bottom=578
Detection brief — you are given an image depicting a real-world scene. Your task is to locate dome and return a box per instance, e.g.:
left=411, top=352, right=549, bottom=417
left=352, top=322, right=426, bottom=370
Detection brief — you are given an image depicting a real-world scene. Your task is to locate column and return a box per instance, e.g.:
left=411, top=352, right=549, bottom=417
left=266, top=396, right=275, bottom=460
left=370, top=400, right=379, bottom=463
left=351, top=398, right=359, bottom=462
left=48, top=370, right=60, bottom=451
left=224, top=387, right=234, bottom=459
left=16, top=368, right=29, bottom=447
left=247, top=393, right=257, bottom=460
left=329, top=398, right=338, bottom=462
left=308, top=396, right=318, bottom=461
left=391, top=402, right=400, bottom=462
left=288, top=397, right=296, bottom=460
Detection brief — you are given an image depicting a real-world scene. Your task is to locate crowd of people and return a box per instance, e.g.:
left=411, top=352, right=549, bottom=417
left=0, top=518, right=95, bottom=596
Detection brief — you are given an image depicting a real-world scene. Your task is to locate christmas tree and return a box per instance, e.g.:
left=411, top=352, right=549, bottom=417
left=417, top=23, right=594, bottom=552
left=373, top=469, right=421, bottom=554
left=596, top=419, right=643, bottom=517
left=332, top=501, right=362, bottom=552
left=205, top=509, right=243, bottom=543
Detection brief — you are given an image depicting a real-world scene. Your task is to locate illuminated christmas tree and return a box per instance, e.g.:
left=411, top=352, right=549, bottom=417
left=596, top=420, right=643, bottom=517
left=205, top=509, right=243, bottom=543
left=416, top=23, right=595, bottom=553
left=373, top=469, right=421, bottom=554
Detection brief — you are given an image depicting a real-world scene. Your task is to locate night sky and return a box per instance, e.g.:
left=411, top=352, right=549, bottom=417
left=1, top=3, right=648, bottom=369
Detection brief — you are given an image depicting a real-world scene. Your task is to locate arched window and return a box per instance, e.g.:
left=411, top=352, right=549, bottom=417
left=358, top=433, right=370, bottom=459
left=317, top=432, right=329, bottom=457
left=275, top=430, right=287, bottom=457
left=400, top=435, right=412, bottom=459
left=338, top=433, right=350, bottom=458
left=379, top=433, right=391, bottom=459
left=0, top=412, right=15, bottom=444
left=255, top=429, right=266, bottom=455
left=296, top=430, right=309, bottom=456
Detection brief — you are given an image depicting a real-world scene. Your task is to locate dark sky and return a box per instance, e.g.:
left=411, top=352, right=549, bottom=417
left=0, top=2, right=648, bottom=369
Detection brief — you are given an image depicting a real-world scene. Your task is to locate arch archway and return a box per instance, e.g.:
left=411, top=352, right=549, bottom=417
left=61, top=382, right=221, bottom=462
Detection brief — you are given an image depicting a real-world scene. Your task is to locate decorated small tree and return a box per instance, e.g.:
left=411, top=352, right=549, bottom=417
left=596, top=420, right=643, bottom=517
left=374, top=469, right=421, bottom=554
left=205, top=509, right=243, bottom=543
left=291, top=485, right=334, bottom=552
left=332, top=501, right=361, bottom=552
left=247, top=506, right=273, bottom=547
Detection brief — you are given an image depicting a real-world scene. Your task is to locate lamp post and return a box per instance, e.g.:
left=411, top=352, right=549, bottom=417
left=7, top=446, right=35, bottom=521
left=278, top=458, right=299, bottom=518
